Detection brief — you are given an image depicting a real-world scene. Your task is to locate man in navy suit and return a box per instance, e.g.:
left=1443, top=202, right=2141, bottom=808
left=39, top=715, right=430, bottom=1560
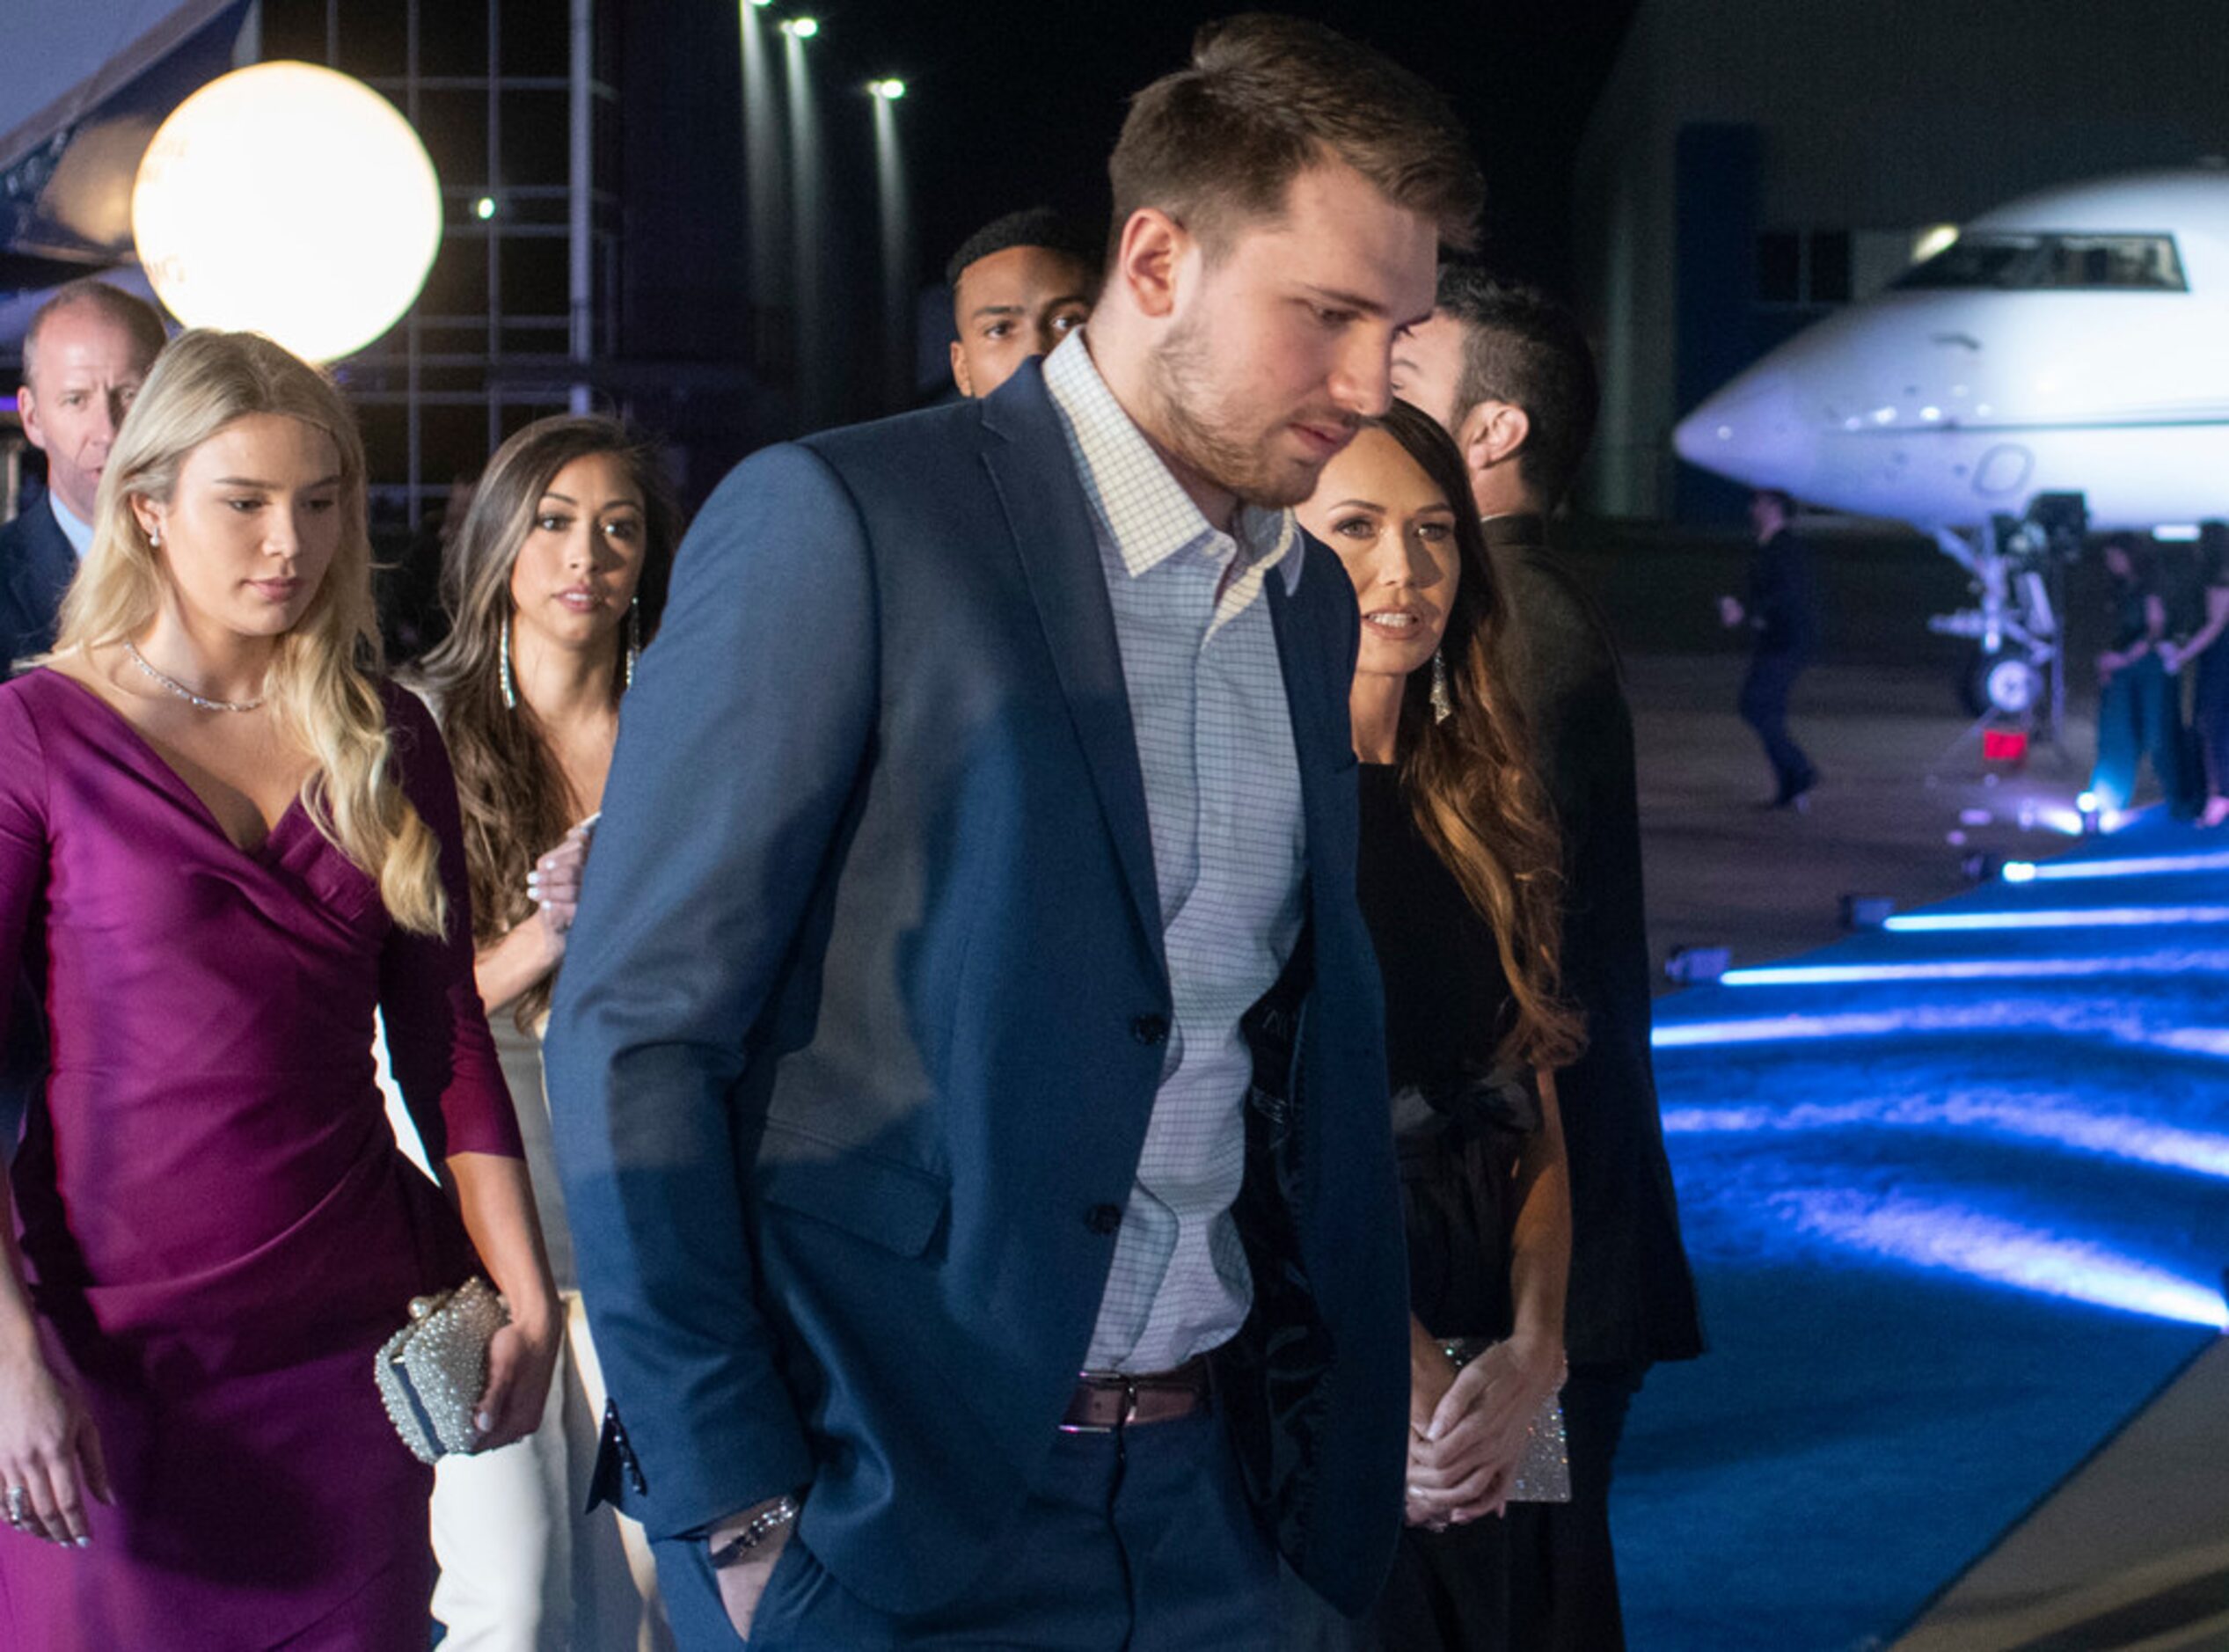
left=547, top=17, right=1482, bottom=1648
left=2, top=281, right=164, bottom=1144
left=1, top=280, right=167, bottom=667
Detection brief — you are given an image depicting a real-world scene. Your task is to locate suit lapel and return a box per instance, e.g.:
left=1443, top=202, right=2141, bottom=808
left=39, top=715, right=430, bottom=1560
left=978, top=368, right=1167, bottom=982
left=1265, top=545, right=1347, bottom=897
left=2, top=505, right=77, bottom=654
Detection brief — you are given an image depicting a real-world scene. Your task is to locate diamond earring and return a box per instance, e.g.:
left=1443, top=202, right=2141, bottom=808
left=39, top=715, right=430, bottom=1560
left=1429, top=647, right=1452, bottom=723
left=499, top=613, right=517, bottom=710
left=625, top=597, right=641, bottom=691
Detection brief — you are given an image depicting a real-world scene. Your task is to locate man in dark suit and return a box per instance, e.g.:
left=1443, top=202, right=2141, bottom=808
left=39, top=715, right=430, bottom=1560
left=1720, top=487, right=1822, bottom=808
left=1394, top=269, right=1705, bottom=1651
left=2, top=281, right=165, bottom=1146
left=546, top=18, right=1483, bottom=1648
left=2, top=280, right=167, bottom=666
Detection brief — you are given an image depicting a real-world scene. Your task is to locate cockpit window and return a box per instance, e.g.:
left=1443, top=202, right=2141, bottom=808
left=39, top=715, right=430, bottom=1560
left=1893, top=232, right=2186, bottom=292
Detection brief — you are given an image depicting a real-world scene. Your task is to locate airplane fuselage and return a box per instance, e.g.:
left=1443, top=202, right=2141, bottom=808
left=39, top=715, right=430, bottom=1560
left=1675, top=170, right=2229, bottom=532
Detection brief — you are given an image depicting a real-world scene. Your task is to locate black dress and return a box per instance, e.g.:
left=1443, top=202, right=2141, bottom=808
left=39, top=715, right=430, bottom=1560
left=1284, top=763, right=1537, bottom=1651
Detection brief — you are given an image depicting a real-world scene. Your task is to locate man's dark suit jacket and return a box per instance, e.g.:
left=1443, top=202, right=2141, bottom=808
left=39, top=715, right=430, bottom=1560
left=1746, top=525, right=1821, bottom=657
left=1481, top=513, right=1703, bottom=1368
left=0, top=498, right=74, bottom=670
left=0, top=499, right=72, bottom=1139
left=545, top=361, right=1407, bottom=1621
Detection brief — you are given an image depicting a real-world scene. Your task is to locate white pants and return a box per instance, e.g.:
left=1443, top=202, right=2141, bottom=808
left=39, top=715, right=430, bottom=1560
left=430, top=1294, right=673, bottom=1651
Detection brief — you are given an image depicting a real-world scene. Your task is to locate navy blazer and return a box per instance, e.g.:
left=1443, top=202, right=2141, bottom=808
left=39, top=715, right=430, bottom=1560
left=0, top=500, right=71, bottom=1138
left=545, top=360, right=1407, bottom=1619
left=0, top=500, right=74, bottom=671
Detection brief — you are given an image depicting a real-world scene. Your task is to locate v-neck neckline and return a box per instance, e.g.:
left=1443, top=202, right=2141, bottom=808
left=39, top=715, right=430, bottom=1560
left=35, top=668, right=310, bottom=861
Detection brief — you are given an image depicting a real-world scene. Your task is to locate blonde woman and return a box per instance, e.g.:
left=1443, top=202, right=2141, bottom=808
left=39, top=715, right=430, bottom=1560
left=0, top=330, right=558, bottom=1645
left=410, top=414, right=678, bottom=1649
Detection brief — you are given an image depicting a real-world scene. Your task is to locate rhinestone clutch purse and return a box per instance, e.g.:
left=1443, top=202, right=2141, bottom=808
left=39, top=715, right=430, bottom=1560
left=375, top=1276, right=509, bottom=1464
left=1440, top=1338, right=1573, bottom=1503
left=1508, top=1390, right=1572, bottom=1503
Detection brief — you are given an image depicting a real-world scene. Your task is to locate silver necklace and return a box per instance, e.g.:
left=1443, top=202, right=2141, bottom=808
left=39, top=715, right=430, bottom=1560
left=124, top=639, right=266, bottom=713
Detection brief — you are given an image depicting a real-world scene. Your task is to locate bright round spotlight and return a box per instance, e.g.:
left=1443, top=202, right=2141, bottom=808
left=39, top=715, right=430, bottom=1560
left=2001, top=861, right=2037, bottom=884
left=783, top=15, right=818, bottom=36
left=2077, top=792, right=2100, bottom=813
left=871, top=77, right=907, bottom=100
left=133, top=62, right=441, bottom=363
left=473, top=195, right=496, bottom=221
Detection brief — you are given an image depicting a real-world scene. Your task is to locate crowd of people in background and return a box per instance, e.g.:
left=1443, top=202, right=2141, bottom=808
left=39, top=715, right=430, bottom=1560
left=2091, top=522, right=2229, bottom=824
left=0, top=9, right=2217, bottom=1641
left=54, top=4, right=2229, bottom=1647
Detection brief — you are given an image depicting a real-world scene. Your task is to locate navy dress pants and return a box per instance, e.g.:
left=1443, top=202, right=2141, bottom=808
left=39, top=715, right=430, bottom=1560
left=1738, top=648, right=1815, bottom=801
left=660, top=1409, right=1281, bottom=1650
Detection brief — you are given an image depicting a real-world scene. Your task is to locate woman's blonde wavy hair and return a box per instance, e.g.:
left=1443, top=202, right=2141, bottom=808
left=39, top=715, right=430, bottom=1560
left=50, top=328, right=447, bottom=936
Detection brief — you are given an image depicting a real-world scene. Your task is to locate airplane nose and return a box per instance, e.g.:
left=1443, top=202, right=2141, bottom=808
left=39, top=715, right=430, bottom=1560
left=1673, top=372, right=1819, bottom=494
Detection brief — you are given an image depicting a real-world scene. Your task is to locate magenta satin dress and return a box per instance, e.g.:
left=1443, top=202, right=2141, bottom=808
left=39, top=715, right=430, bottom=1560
left=0, top=669, right=523, bottom=1649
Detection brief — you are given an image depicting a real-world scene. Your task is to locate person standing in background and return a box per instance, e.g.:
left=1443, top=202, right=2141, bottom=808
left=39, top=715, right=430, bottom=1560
left=2089, top=533, right=2189, bottom=818
left=1392, top=271, right=1704, bottom=1651
left=1, top=281, right=167, bottom=666
left=1720, top=487, right=1821, bottom=809
left=2162, top=522, right=2229, bottom=826
left=409, top=414, right=681, bottom=1651
left=1287, top=400, right=1581, bottom=1650
left=945, top=207, right=1103, bottom=398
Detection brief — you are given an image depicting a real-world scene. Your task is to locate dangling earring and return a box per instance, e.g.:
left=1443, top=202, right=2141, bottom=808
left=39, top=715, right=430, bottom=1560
left=1429, top=647, right=1453, bottom=724
left=499, top=612, right=517, bottom=710
left=624, top=597, right=641, bottom=692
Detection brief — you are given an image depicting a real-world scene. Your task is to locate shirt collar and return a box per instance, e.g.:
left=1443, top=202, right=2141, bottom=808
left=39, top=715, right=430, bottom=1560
left=48, top=493, right=92, bottom=559
left=1041, top=333, right=1300, bottom=594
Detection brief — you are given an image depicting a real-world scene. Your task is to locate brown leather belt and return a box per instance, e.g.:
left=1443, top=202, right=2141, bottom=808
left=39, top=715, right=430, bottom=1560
left=1058, top=1356, right=1212, bottom=1433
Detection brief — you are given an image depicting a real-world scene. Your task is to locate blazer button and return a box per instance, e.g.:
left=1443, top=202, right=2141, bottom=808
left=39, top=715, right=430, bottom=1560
left=1085, top=1203, right=1124, bottom=1236
left=1131, top=1012, right=1170, bottom=1046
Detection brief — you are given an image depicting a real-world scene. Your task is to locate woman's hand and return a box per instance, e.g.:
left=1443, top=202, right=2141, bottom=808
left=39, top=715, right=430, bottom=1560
left=525, top=824, right=595, bottom=954
left=1405, top=1330, right=1565, bottom=1527
left=470, top=1299, right=561, bottom=1452
left=0, top=1341, right=111, bottom=1546
left=1404, top=1320, right=1458, bottom=1528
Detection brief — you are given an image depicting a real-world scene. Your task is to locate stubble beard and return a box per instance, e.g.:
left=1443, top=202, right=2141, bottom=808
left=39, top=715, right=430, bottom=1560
left=1146, top=310, right=1327, bottom=511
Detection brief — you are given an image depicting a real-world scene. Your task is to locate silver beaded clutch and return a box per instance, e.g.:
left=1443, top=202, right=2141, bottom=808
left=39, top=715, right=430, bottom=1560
left=375, top=1276, right=509, bottom=1465
left=1508, top=1391, right=1572, bottom=1503
left=1441, top=1338, right=1573, bottom=1503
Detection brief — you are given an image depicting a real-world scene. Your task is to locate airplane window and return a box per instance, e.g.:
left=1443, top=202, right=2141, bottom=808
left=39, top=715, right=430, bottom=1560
left=2036, top=235, right=2185, bottom=289
left=1894, top=233, right=2185, bottom=291
left=1893, top=236, right=2041, bottom=289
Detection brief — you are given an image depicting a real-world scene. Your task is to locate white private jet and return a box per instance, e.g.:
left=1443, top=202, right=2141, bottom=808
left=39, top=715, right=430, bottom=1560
left=1673, top=165, right=2229, bottom=713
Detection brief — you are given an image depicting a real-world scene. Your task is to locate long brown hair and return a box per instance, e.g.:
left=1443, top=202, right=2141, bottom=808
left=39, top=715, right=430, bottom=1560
left=410, top=416, right=680, bottom=1021
left=1371, top=398, right=1583, bottom=1072
left=51, top=328, right=447, bottom=935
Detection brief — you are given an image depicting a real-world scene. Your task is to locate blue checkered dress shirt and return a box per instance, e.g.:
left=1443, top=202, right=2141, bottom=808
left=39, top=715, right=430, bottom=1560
left=1041, top=333, right=1309, bottom=1374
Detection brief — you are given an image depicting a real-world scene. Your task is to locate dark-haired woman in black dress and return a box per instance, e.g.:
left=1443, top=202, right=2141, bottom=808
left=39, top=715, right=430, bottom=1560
left=1289, top=401, right=1582, bottom=1650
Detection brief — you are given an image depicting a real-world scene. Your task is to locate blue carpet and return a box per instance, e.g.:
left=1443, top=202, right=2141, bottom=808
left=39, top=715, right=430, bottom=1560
left=1616, top=812, right=2229, bottom=1651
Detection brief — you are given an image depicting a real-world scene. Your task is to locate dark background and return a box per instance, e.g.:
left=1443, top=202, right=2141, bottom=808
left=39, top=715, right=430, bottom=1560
left=808, top=0, right=1638, bottom=299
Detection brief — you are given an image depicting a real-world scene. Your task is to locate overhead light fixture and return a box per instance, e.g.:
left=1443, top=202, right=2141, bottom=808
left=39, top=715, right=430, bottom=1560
left=781, top=15, right=818, bottom=36
left=132, top=61, right=441, bottom=363
left=473, top=195, right=496, bottom=220
left=869, top=77, right=907, bottom=100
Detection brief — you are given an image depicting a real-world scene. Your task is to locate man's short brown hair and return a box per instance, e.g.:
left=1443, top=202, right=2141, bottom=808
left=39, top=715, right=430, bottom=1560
left=1109, top=14, right=1481, bottom=258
